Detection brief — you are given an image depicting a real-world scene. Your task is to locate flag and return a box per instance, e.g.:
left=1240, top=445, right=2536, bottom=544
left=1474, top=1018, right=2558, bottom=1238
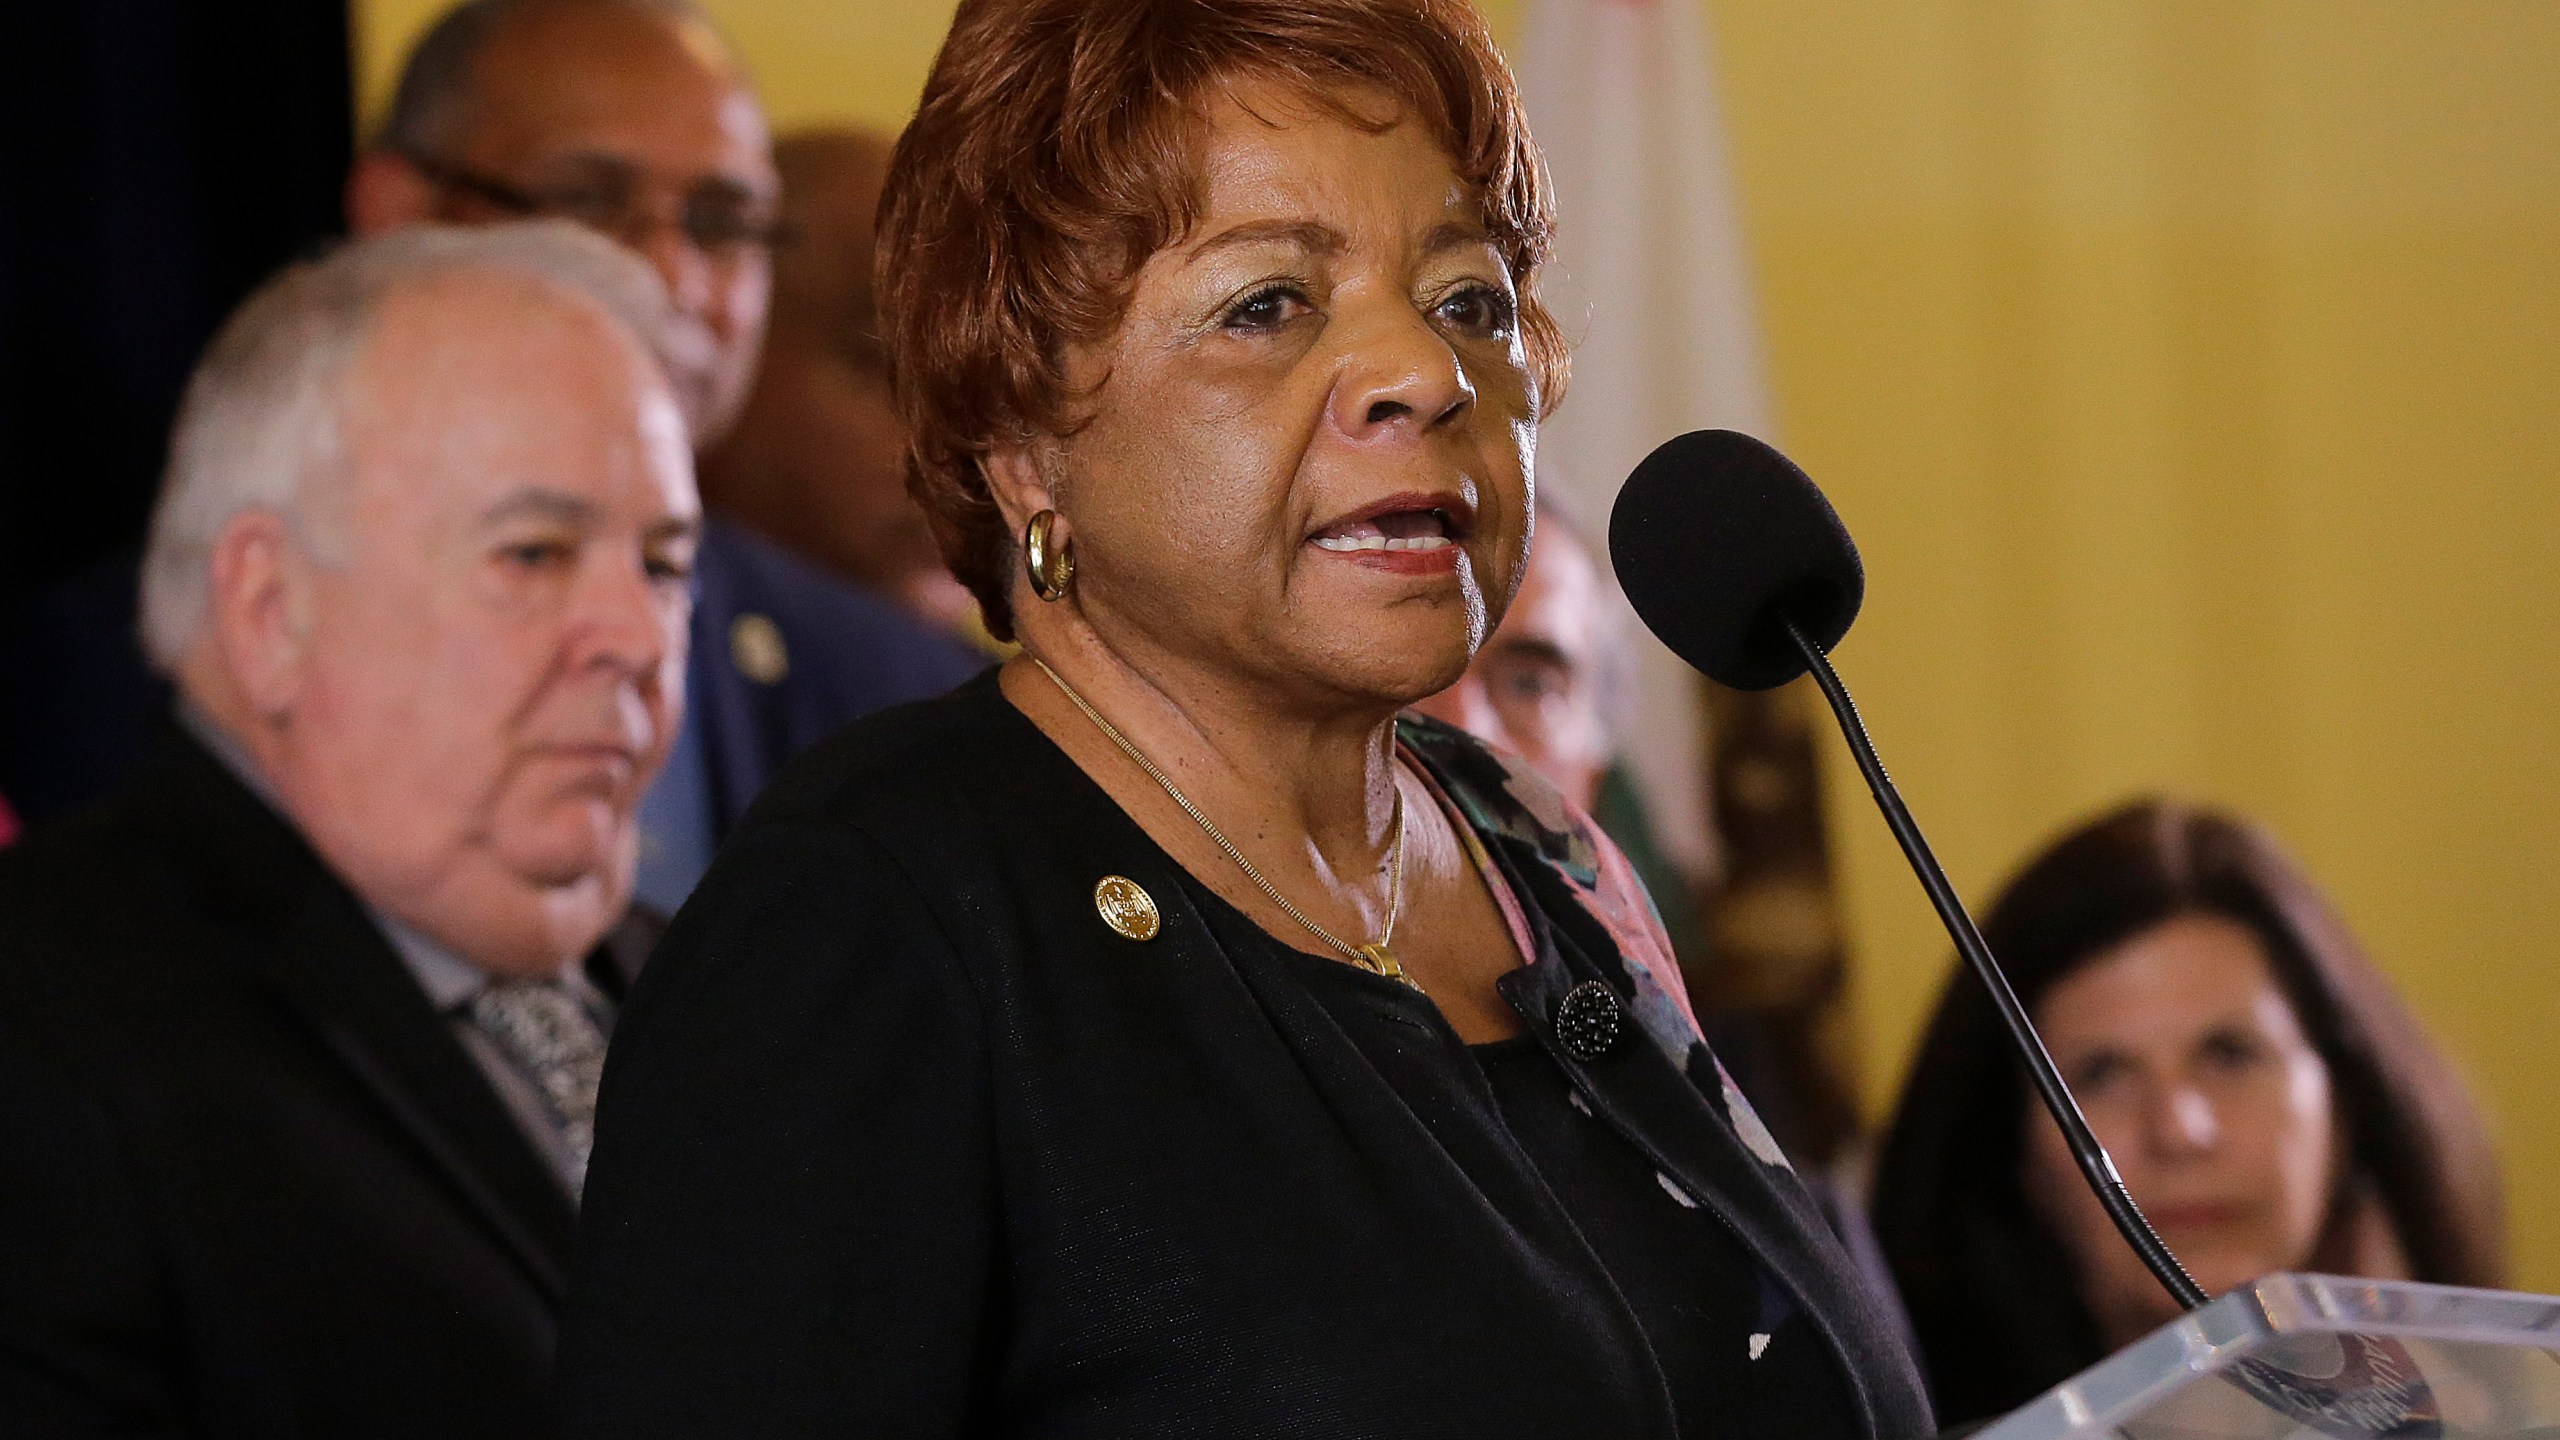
left=1516, top=0, right=1772, bottom=880
left=1519, top=0, right=1864, bottom=1165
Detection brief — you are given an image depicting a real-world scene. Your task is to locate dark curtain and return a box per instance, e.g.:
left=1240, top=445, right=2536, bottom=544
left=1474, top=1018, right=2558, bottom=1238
left=0, top=0, right=350, bottom=819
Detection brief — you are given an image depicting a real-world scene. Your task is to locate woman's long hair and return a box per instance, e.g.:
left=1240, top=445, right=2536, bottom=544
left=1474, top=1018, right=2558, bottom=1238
left=1872, top=799, right=2505, bottom=1425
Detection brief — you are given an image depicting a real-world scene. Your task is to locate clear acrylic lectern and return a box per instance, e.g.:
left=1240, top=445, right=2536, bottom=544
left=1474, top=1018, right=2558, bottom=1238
left=1977, top=1273, right=2560, bottom=1440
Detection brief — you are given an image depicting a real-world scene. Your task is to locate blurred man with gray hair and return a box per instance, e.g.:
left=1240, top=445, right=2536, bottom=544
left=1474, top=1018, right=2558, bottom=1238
left=0, top=222, right=693, bottom=1437
left=353, top=0, right=987, bottom=909
left=0, top=0, right=982, bottom=908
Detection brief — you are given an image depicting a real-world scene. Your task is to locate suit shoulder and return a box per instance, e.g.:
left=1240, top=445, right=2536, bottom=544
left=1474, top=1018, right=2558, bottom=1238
left=0, top=799, right=214, bottom=1043
left=731, top=673, right=1025, bottom=837
left=695, top=520, right=986, bottom=690
left=0, top=795, right=161, bottom=942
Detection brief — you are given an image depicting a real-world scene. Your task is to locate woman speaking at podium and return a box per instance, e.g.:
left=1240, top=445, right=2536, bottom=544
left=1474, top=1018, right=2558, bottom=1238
left=557, top=0, right=1930, bottom=1433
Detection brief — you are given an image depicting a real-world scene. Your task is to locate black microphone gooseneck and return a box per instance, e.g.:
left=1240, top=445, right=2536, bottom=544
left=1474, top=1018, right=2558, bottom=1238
left=1780, top=619, right=2209, bottom=1313
left=1607, top=428, right=2207, bottom=1314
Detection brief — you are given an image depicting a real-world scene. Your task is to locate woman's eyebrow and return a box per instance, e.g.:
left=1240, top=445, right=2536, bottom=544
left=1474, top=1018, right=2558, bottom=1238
left=1422, top=220, right=1496, bottom=255
left=1183, top=219, right=1345, bottom=265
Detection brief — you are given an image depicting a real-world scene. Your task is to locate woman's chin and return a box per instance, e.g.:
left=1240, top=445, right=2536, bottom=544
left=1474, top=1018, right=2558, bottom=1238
left=1320, top=635, right=1484, bottom=712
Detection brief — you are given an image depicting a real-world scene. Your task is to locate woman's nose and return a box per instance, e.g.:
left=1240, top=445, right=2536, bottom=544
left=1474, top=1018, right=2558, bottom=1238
left=1327, top=303, right=1475, bottom=441
left=2146, top=1085, right=2222, bottom=1157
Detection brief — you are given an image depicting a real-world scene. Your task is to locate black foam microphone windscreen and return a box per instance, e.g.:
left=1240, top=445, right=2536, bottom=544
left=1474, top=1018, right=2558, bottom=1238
left=1606, top=429, right=1865, bottom=691
left=1609, top=430, right=2217, bottom=1315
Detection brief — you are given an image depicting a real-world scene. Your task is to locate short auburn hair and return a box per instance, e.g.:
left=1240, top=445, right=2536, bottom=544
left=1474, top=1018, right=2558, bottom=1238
left=876, top=0, right=1564, bottom=641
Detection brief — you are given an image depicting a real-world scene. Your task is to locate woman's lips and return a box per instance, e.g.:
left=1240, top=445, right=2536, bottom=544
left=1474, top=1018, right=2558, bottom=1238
left=1310, top=540, right=1463, bottom=575
left=1320, top=512, right=1464, bottom=568
left=2142, top=1201, right=2250, bottom=1231
left=1309, top=497, right=1467, bottom=573
left=1310, top=532, right=1455, bottom=554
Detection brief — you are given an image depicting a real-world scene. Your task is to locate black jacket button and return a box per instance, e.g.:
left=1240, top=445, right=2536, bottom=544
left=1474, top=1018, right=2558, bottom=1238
left=1555, top=981, right=1625, bottom=1062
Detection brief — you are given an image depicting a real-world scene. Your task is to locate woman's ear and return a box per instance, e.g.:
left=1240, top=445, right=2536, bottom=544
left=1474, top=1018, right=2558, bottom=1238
left=980, top=443, right=1058, bottom=536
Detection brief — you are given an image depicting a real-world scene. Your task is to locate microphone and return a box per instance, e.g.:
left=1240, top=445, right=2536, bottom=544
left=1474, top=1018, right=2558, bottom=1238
left=1608, top=428, right=2210, bottom=1314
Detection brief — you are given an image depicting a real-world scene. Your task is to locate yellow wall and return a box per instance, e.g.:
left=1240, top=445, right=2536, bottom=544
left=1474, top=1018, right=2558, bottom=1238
left=1709, top=2, right=2560, bottom=1290
left=355, top=0, right=988, bottom=135
left=353, top=0, right=2560, bottom=1286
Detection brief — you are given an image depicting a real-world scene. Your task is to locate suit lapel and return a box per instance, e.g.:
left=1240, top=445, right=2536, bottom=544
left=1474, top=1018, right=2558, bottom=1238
left=589, top=906, right=664, bottom=1001
left=148, top=735, right=579, bottom=1302
left=250, top=888, right=580, bottom=1301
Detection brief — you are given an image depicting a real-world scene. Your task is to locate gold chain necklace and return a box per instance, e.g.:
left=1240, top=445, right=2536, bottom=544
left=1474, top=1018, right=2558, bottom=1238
left=1030, top=655, right=1417, bottom=990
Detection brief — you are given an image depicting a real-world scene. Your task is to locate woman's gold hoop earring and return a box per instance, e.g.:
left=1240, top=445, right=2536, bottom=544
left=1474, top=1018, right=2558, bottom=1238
left=1024, top=509, right=1075, bottom=602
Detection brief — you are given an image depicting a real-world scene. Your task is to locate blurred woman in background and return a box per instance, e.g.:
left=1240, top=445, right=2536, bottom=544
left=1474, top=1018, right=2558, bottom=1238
left=1874, top=798, right=2505, bottom=1426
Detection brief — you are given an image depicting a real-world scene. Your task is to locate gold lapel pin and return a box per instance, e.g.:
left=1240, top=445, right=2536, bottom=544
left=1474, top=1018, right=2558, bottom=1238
left=1093, top=875, right=1160, bottom=942
left=729, top=612, right=790, bottom=685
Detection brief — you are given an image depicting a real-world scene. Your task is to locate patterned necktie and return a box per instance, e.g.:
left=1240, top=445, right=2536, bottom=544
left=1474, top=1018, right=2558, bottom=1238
left=468, top=980, right=610, bottom=1196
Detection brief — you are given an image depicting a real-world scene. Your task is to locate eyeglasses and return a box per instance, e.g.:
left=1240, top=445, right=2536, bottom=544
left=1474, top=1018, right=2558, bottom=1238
left=404, top=153, right=791, bottom=258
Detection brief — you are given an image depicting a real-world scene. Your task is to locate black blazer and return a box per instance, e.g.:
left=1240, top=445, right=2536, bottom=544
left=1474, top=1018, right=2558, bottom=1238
left=0, top=733, right=645, bottom=1438
left=558, top=673, right=1933, bottom=1438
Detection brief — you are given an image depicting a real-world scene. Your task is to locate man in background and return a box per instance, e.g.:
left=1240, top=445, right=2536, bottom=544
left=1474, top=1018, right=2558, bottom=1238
left=0, top=224, right=687, bottom=1437
left=0, top=0, right=982, bottom=908
left=699, top=129, right=982, bottom=636
left=348, top=0, right=771, bottom=444
left=351, top=0, right=985, bottom=910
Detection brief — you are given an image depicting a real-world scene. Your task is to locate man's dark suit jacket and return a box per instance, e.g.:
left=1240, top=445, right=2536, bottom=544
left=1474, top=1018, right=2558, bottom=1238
left=0, top=732, right=650, bottom=1437
left=0, top=519, right=986, bottom=830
